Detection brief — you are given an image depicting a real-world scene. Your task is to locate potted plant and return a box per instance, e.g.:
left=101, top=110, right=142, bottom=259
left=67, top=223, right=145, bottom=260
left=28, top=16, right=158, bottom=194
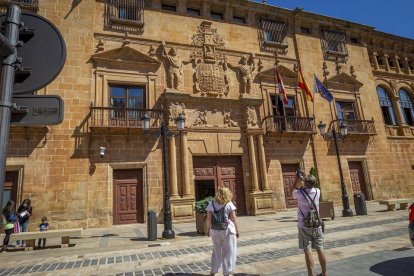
left=309, top=167, right=335, bottom=220
left=195, top=196, right=213, bottom=234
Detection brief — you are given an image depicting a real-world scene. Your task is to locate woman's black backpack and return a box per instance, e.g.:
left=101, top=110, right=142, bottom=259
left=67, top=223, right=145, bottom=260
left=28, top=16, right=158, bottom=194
left=211, top=202, right=228, bottom=230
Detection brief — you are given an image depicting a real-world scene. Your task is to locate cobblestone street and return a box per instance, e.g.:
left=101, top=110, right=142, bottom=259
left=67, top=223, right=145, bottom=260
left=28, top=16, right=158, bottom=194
left=0, top=202, right=412, bottom=276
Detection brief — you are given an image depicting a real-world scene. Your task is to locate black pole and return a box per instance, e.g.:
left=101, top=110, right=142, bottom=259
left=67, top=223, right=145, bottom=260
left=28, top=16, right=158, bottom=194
left=0, top=5, right=21, bottom=215
left=332, top=128, right=353, bottom=217
left=160, top=122, right=175, bottom=239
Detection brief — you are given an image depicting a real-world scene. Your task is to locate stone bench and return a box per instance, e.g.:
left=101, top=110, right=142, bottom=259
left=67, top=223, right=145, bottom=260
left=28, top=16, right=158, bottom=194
left=0, top=228, right=82, bottom=251
left=379, top=199, right=413, bottom=211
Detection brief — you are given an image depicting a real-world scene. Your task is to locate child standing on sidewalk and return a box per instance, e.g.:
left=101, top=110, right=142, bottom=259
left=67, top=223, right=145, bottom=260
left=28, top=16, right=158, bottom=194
left=38, top=217, right=49, bottom=248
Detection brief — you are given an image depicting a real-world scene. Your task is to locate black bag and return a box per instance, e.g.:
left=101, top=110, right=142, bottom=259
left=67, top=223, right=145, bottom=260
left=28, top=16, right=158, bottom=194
left=299, top=189, right=324, bottom=230
left=211, top=202, right=228, bottom=230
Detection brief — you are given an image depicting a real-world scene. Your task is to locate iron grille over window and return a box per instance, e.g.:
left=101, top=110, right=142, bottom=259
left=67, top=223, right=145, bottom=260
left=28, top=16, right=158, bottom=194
left=260, top=18, right=288, bottom=48
left=321, top=29, right=348, bottom=57
left=106, top=0, right=144, bottom=27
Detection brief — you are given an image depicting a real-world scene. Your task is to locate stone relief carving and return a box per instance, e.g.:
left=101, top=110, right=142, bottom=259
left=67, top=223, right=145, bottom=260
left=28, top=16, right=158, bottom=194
left=223, top=109, right=239, bottom=127
left=227, top=55, right=256, bottom=94
left=193, top=110, right=208, bottom=127
left=191, top=21, right=229, bottom=97
left=246, top=106, right=258, bottom=127
left=169, top=102, right=186, bottom=124
left=189, top=106, right=239, bottom=128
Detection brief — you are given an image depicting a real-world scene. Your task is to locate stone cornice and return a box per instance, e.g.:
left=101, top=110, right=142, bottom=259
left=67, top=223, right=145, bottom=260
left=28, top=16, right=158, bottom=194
left=372, top=70, right=414, bottom=82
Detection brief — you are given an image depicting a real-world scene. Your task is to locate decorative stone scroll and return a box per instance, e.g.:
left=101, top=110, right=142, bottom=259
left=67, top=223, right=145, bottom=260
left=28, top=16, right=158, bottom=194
left=246, top=106, right=258, bottom=128
left=169, top=102, right=186, bottom=124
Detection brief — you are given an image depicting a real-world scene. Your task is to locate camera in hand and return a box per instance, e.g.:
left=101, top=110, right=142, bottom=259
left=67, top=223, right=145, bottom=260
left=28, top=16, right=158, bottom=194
left=296, top=169, right=305, bottom=178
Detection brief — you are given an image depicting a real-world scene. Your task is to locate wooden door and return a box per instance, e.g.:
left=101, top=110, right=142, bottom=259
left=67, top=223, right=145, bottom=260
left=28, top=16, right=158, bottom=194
left=282, top=164, right=300, bottom=208
left=2, top=171, right=18, bottom=209
left=193, top=156, right=247, bottom=215
left=348, top=161, right=368, bottom=199
left=113, top=169, right=144, bottom=224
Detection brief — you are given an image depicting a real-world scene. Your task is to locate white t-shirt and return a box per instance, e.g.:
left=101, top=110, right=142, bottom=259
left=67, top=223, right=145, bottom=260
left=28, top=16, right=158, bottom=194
left=292, top=187, right=320, bottom=229
left=206, top=200, right=237, bottom=234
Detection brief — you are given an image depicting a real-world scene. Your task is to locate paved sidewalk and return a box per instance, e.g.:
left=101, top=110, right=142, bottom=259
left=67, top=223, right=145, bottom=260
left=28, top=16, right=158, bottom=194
left=0, top=201, right=412, bottom=275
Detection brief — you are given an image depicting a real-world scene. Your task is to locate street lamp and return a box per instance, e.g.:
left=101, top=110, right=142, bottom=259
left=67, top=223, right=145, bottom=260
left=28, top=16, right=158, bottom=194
left=318, top=120, right=353, bottom=217
left=142, top=113, right=185, bottom=239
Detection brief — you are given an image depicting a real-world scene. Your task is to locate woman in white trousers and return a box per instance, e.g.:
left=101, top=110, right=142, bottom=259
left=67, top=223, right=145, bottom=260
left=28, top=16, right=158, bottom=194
left=206, top=186, right=240, bottom=276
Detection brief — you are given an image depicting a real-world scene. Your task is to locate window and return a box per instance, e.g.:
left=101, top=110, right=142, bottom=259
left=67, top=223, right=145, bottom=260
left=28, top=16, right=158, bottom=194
left=106, top=0, right=144, bottom=26
left=110, top=86, right=145, bottom=119
left=350, top=37, right=359, bottom=44
left=388, top=57, right=394, bottom=67
left=399, top=89, right=414, bottom=126
left=187, top=7, right=200, bottom=16
left=211, top=11, right=224, bottom=20
left=322, top=29, right=348, bottom=55
left=336, top=101, right=356, bottom=120
left=270, top=95, right=295, bottom=116
left=260, top=18, right=287, bottom=46
left=300, top=27, right=310, bottom=34
left=377, top=86, right=397, bottom=125
left=233, top=16, right=246, bottom=24
left=161, top=4, right=176, bottom=12
left=377, top=56, right=383, bottom=66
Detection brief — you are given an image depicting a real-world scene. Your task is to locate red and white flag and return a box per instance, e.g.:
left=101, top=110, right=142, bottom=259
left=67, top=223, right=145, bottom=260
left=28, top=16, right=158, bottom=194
left=275, top=68, right=288, bottom=105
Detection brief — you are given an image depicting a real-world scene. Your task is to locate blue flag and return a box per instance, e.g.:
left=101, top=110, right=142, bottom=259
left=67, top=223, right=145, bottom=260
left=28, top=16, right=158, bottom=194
left=314, top=75, right=333, bottom=102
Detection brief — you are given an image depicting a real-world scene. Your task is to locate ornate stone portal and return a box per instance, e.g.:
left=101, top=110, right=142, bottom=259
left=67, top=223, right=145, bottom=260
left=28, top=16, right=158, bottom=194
left=192, top=21, right=229, bottom=97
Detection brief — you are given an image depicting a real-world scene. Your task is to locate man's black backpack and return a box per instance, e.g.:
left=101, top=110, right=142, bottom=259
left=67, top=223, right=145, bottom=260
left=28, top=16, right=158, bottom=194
left=211, top=201, right=228, bottom=230
left=299, top=189, right=323, bottom=229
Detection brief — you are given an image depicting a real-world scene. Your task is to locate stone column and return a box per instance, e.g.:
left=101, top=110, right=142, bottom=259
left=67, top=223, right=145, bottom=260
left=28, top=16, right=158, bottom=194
left=177, top=0, right=187, bottom=14
left=257, top=134, right=269, bottom=191
left=201, top=0, right=209, bottom=17
left=393, top=98, right=405, bottom=125
left=248, top=135, right=259, bottom=192
left=383, top=54, right=390, bottom=71
left=169, top=135, right=179, bottom=197
left=403, top=57, right=411, bottom=75
left=370, top=52, right=379, bottom=70
left=393, top=55, right=401, bottom=73
left=181, top=132, right=191, bottom=196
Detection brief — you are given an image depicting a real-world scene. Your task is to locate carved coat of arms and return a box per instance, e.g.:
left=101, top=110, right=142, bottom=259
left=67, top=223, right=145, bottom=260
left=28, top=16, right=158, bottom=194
left=195, top=63, right=227, bottom=96
left=191, top=21, right=229, bottom=97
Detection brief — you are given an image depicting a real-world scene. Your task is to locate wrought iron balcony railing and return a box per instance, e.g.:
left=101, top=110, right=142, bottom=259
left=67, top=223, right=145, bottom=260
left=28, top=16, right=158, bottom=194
left=0, top=0, right=39, bottom=10
left=90, top=107, right=163, bottom=129
left=332, top=119, right=376, bottom=135
left=262, top=115, right=316, bottom=134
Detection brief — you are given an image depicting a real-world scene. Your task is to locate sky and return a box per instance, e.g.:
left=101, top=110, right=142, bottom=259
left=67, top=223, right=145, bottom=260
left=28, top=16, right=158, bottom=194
left=252, top=0, right=414, bottom=40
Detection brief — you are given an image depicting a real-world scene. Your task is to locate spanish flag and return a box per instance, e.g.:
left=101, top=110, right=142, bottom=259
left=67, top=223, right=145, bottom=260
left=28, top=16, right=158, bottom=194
left=298, top=66, right=314, bottom=102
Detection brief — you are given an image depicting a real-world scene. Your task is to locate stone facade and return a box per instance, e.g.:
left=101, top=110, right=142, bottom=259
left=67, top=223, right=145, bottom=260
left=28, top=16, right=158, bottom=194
left=3, top=0, right=414, bottom=229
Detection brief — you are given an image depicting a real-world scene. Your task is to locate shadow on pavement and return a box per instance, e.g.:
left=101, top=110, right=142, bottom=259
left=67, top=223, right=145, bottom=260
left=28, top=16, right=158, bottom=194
left=370, top=256, right=414, bottom=276
left=177, top=231, right=202, bottom=237
left=164, top=274, right=260, bottom=276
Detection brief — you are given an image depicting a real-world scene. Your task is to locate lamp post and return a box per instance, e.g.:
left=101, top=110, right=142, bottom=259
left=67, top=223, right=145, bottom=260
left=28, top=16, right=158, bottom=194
left=142, top=113, right=185, bottom=239
left=318, top=121, right=353, bottom=217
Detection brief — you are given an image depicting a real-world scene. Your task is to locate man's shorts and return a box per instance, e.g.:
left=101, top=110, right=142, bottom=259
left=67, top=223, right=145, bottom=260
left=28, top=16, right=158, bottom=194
left=298, top=227, right=324, bottom=251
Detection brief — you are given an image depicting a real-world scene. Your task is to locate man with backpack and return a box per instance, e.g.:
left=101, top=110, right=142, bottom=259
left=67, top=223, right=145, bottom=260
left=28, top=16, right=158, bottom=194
left=293, top=174, right=327, bottom=276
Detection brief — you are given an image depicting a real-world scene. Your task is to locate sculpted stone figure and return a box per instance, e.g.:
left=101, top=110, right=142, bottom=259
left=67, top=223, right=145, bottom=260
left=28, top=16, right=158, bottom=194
left=227, top=55, right=256, bottom=94
left=161, top=45, right=184, bottom=90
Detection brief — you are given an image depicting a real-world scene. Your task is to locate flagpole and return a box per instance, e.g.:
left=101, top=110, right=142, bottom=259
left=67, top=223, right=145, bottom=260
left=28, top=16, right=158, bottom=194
left=273, top=65, right=285, bottom=116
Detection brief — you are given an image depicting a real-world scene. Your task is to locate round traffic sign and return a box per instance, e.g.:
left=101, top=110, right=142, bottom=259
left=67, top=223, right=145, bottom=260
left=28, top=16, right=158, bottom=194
left=0, top=12, right=66, bottom=94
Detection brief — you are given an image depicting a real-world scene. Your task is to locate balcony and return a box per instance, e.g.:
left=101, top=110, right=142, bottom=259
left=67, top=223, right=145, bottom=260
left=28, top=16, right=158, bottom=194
left=0, top=0, right=39, bottom=11
left=89, top=107, right=163, bottom=130
left=262, top=116, right=316, bottom=135
left=332, top=119, right=376, bottom=135
left=105, top=0, right=145, bottom=31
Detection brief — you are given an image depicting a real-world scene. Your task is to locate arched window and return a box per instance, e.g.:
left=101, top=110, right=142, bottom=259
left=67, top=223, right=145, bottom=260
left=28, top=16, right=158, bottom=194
left=377, top=86, right=396, bottom=125
left=399, top=89, right=414, bottom=126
